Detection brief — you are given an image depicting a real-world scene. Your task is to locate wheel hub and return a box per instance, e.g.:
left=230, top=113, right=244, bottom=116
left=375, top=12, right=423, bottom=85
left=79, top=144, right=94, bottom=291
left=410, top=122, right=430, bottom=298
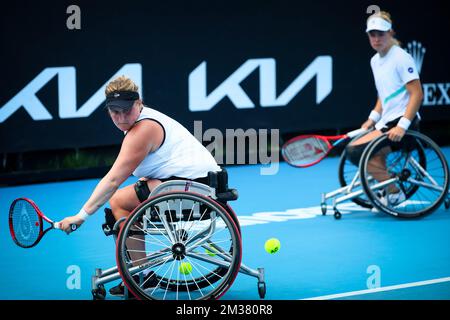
left=399, top=169, right=411, bottom=181
left=172, top=243, right=186, bottom=260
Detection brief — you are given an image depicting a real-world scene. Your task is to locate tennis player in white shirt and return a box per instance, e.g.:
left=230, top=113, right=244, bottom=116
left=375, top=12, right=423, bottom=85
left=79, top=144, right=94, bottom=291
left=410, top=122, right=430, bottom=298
left=346, top=11, right=424, bottom=205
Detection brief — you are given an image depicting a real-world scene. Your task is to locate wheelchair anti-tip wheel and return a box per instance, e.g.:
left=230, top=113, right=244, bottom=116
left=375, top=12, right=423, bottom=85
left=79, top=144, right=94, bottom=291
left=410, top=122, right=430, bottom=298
left=360, top=131, right=449, bottom=218
left=116, top=191, right=242, bottom=300
left=92, top=284, right=106, bottom=300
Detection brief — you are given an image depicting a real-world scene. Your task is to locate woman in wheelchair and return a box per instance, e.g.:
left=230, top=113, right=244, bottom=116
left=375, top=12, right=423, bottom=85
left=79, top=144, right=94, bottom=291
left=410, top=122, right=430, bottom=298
left=346, top=11, right=424, bottom=206
left=57, top=75, right=222, bottom=296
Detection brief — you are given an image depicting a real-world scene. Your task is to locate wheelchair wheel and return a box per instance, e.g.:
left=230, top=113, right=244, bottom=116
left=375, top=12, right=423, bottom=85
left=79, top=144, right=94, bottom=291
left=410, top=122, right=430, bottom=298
left=338, top=148, right=373, bottom=209
left=148, top=201, right=240, bottom=293
left=360, top=131, right=449, bottom=218
left=116, top=191, right=242, bottom=300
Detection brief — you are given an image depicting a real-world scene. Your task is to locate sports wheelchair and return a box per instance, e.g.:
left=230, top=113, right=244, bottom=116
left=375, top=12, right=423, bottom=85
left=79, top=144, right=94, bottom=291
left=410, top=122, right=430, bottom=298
left=91, top=169, right=266, bottom=300
left=321, top=130, right=450, bottom=219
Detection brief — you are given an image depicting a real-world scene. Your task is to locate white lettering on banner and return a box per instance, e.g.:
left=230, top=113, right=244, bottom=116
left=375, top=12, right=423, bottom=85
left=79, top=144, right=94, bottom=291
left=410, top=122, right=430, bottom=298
left=0, top=64, right=142, bottom=123
left=188, top=57, right=333, bottom=111
left=406, top=41, right=450, bottom=107
left=422, top=83, right=450, bottom=106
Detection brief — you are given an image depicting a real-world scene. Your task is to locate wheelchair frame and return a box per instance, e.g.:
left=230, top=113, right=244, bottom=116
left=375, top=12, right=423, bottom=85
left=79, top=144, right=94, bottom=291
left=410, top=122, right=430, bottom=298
left=321, top=130, right=450, bottom=219
left=91, top=177, right=266, bottom=300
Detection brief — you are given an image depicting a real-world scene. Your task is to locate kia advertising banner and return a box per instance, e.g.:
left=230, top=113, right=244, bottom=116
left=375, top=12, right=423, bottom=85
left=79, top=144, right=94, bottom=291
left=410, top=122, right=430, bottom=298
left=1, top=0, right=449, bottom=153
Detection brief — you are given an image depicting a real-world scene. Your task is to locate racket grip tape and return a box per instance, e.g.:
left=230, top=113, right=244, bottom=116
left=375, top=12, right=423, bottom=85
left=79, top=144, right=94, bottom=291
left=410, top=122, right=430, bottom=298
left=347, top=128, right=368, bottom=138
left=54, top=222, right=78, bottom=232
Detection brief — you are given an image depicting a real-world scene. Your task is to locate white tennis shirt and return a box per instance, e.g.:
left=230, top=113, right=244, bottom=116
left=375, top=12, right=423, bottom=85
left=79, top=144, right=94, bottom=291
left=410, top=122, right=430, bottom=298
left=129, top=106, right=220, bottom=179
left=370, top=45, right=420, bottom=130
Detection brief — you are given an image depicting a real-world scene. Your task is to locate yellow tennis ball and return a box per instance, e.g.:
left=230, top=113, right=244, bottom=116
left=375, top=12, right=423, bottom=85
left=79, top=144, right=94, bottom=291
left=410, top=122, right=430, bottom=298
left=205, top=244, right=217, bottom=257
left=179, top=262, right=192, bottom=275
left=264, top=238, right=281, bottom=254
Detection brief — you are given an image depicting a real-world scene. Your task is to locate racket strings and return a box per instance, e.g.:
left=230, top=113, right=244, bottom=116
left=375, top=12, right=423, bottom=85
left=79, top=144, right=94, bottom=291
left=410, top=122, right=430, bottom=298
left=10, top=200, right=41, bottom=247
left=284, top=137, right=330, bottom=166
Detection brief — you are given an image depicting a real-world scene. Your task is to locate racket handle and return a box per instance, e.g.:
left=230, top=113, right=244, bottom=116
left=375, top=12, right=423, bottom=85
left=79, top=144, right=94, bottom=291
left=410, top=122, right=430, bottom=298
left=54, top=222, right=78, bottom=232
left=347, top=128, right=368, bottom=139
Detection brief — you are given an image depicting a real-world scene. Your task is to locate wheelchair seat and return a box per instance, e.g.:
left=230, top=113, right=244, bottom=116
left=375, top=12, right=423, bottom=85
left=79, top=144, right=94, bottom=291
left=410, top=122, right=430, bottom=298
left=150, top=168, right=238, bottom=203
left=102, top=168, right=238, bottom=236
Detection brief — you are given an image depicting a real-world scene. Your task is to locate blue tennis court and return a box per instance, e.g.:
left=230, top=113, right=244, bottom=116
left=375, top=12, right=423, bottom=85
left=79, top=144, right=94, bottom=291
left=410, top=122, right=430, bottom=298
left=1, top=147, right=450, bottom=300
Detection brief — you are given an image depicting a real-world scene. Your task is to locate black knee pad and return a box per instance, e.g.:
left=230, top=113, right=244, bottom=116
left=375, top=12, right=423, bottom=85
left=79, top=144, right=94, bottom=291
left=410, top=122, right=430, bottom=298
left=134, top=180, right=150, bottom=202
left=346, top=143, right=369, bottom=167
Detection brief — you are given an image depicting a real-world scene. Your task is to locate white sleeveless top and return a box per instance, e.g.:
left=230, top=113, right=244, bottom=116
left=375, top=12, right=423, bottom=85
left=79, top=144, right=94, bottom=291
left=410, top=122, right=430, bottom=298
left=130, top=106, right=220, bottom=179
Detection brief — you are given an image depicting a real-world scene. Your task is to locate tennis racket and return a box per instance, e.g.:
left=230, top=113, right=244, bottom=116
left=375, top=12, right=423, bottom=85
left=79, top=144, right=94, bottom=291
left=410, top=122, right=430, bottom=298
left=9, top=198, right=78, bottom=248
left=281, top=128, right=367, bottom=168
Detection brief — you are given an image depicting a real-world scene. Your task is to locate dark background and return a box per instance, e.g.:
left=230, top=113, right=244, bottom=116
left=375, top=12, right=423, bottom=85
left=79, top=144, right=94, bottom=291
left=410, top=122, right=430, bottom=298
left=0, top=0, right=449, bottom=184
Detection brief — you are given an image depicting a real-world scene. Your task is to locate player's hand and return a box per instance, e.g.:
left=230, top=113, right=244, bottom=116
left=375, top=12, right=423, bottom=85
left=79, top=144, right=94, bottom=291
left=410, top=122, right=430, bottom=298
left=361, top=119, right=375, bottom=130
left=58, top=216, right=84, bottom=234
left=387, top=126, right=406, bottom=142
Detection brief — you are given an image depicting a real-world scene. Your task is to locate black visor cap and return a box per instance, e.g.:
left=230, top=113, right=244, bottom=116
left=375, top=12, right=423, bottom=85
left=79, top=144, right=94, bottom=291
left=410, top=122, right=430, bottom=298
left=105, top=91, right=140, bottom=110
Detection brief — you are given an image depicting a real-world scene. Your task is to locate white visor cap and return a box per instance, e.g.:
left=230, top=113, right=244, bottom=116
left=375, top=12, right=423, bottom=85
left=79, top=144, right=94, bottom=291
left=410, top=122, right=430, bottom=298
left=366, top=16, right=392, bottom=32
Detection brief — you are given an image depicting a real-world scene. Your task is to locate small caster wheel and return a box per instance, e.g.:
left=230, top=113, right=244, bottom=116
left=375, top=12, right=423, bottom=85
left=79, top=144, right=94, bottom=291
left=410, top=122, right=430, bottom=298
left=321, top=203, right=327, bottom=215
left=92, top=284, right=106, bottom=300
left=334, top=210, right=342, bottom=220
left=445, top=198, right=450, bottom=210
left=257, top=281, right=266, bottom=299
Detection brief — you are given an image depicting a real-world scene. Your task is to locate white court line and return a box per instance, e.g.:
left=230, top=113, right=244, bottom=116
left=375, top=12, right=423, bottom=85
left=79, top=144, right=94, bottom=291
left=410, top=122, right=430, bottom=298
left=301, top=276, right=450, bottom=300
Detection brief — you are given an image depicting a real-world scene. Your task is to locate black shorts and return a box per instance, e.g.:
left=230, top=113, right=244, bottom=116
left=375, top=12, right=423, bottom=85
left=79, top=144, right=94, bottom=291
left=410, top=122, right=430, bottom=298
left=134, top=176, right=209, bottom=202
left=380, top=116, right=420, bottom=133
left=345, top=116, right=420, bottom=166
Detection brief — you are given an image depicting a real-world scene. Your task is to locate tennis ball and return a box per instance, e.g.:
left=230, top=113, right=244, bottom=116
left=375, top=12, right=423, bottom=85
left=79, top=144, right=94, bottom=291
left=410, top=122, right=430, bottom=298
left=264, top=238, right=281, bottom=254
left=179, top=262, right=193, bottom=275
left=205, top=244, right=217, bottom=257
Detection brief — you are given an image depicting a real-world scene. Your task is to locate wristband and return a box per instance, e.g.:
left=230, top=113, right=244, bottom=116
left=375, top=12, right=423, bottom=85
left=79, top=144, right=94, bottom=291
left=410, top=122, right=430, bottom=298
left=75, top=208, right=90, bottom=221
left=397, top=117, right=411, bottom=130
left=368, top=110, right=381, bottom=122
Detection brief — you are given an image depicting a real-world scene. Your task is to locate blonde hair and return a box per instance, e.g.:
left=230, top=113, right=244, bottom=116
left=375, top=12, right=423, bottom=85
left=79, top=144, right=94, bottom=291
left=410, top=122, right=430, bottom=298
left=105, top=75, right=139, bottom=95
left=368, top=11, right=401, bottom=47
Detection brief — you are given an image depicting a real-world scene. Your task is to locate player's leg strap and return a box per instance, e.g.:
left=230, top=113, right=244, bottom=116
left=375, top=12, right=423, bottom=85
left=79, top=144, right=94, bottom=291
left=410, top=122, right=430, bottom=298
left=134, top=179, right=151, bottom=203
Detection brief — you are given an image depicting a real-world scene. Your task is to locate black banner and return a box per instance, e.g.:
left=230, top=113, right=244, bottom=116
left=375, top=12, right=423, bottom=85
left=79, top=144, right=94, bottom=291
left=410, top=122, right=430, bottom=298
left=1, top=0, right=449, bottom=153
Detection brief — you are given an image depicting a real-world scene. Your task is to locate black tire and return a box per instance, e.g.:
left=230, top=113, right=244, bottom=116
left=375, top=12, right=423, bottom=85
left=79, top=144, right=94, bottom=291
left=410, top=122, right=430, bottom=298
left=258, top=282, right=266, bottom=299
left=92, top=285, right=106, bottom=300
left=334, top=210, right=342, bottom=219
left=321, top=203, right=327, bottom=215
left=360, top=131, right=449, bottom=218
left=116, top=191, right=242, bottom=300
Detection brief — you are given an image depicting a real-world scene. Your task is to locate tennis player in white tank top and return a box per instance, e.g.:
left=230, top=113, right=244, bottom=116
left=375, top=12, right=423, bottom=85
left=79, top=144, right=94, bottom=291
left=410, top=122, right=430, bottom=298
left=347, top=11, right=424, bottom=205
left=58, top=76, right=220, bottom=231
